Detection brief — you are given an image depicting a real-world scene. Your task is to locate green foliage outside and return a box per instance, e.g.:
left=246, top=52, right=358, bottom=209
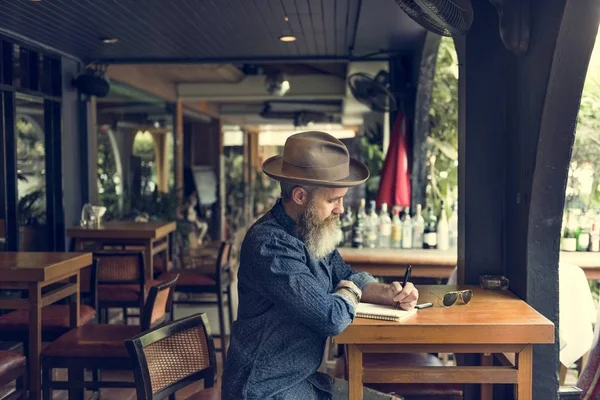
left=566, top=30, right=600, bottom=214
left=133, top=131, right=158, bottom=195
left=426, top=36, right=459, bottom=216
left=573, top=31, right=600, bottom=303
left=97, top=127, right=121, bottom=221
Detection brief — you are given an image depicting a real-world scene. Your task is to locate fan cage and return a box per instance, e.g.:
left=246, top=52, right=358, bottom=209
left=394, top=0, right=473, bottom=37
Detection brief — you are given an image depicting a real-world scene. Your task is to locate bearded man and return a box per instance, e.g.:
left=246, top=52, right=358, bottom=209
left=222, top=131, right=419, bottom=400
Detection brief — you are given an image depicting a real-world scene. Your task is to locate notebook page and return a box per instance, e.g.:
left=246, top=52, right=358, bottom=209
left=355, top=302, right=417, bottom=321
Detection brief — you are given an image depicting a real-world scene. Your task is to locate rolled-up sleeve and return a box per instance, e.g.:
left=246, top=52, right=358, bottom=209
left=249, top=234, right=356, bottom=337
left=330, top=249, right=377, bottom=290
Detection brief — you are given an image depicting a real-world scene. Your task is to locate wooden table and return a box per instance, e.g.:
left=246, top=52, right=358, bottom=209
left=338, top=247, right=457, bottom=278
left=340, top=247, right=600, bottom=280
left=0, top=252, right=92, bottom=400
left=67, top=220, right=176, bottom=281
left=333, top=285, right=555, bottom=400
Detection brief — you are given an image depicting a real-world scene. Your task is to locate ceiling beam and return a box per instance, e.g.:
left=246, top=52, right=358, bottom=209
left=177, top=74, right=347, bottom=102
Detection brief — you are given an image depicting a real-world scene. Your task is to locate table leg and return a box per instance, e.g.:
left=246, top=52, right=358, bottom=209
left=145, top=240, right=154, bottom=282
left=69, top=271, right=80, bottom=328
left=164, top=234, right=171, bottom=271
left=28, top=283, right=42, bottom=400
left=481, top=353, right=494, bottom=400
left=347, top=344, right=363, bottom=400
left=516, top=345, right=533, bottom=400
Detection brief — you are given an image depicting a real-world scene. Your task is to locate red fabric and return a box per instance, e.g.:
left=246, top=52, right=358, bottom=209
left=376, top=111, right=411, bottom=208
left=577, top=338, right=600, bottom=399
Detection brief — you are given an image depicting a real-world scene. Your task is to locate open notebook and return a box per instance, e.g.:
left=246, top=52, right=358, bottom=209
left=355, top=302, right=418, bottom=322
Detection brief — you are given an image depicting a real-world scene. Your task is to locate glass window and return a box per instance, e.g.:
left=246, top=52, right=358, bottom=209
left=16, top=93, right=46, bottom=250
left=12, top=44, right=20, bottom=88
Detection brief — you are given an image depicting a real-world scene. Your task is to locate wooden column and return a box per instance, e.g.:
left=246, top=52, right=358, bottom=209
left=176, top=100, right=184, bottom=193
left=458, top=1, right=600, bottom=399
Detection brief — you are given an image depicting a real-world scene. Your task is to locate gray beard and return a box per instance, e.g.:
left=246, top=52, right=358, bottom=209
left=296, top=203, right=342, bottom=260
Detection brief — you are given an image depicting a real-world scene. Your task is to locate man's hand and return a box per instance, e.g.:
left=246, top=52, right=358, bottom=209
left=388, top=281, right=419, bottom=311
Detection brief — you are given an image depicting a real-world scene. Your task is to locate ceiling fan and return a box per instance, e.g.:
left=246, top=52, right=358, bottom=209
left=393, top=0, right=530, bottom=54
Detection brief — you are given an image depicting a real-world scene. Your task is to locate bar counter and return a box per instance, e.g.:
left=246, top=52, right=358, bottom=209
left=339, top=247, right=600, bottom=280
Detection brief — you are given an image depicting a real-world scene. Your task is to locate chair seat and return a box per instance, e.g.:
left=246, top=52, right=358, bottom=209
left=175, top=271, right=217, bottom=287
left=0, top=351, right=26, bottom=378
left=185, top=387, right=221, bottom=400
left=184, top=387, right=220, bottom=400
left=41, top=324, right=141, bottom=358
left=0, top=305, right=96, bottom=335
left=98, top=279, right=162, bottom=302
left=335, top=353, right=464, bottom=397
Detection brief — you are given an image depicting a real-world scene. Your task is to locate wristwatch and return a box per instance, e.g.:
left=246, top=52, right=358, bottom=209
left=338, top=285, right=361, bottom=303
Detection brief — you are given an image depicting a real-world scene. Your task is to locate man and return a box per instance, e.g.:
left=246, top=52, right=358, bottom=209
left=222, top=131, right=419, bottom=399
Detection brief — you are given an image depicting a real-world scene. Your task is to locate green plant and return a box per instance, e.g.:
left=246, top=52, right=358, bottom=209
left=224, top=151, right=246, bottom=239
left=17, top=188, right=46, bottom=226
left=426, top=36, right=459, bottom=216
left=566, top=29, right=600, bottom=212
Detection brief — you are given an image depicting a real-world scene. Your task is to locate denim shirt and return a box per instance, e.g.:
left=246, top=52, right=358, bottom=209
left=222, top=200, right=376, bottom=400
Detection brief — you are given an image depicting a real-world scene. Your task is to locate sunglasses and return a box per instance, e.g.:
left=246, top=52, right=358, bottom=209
left=431, top=290, right=473, bottom=307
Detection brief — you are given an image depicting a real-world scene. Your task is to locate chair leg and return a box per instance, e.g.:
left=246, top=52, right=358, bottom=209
left=217, top=289, right=227, bottom=367
left=17, top=368, right=27, bottom=400
left=122, top=307, right=128, bottom=325
left=68, top=367, right=85, bottom=400
left=93, top=368, right=101, bottom=399
left=226, top=286, right=234, bottom=326
left=42, top=364, right=51, bottom=400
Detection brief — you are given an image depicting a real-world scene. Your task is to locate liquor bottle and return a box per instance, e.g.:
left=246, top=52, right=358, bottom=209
left=391, top=207, right=402, bottom=248
left=437, top=201, right=449, bottom=250
left=591, top=223, right=600, bottom=252
left=352, top=200, right=366, bottom=248
left=366, top=200, right=379, bottom=248
left=423, top=205, right=438, bottom=249
left=448, top=202, right=458, bottom=249
left=412, top=204, right=424, bottom=249
left=401, top=207, right=412, bottom=249
left=378, top=203, right=392, bottom=248
left=341, top=207, right=354, bottom=247
left=562, top=209, right=577, bottom=252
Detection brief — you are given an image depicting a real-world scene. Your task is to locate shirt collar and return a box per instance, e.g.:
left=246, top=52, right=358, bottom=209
left=271, top=198, right=299, bottom=238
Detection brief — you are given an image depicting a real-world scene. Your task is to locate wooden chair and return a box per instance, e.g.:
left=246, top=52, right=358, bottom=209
left=0, top=351, right=27, bottom=400
left=125, top=313, right=219, bottom=400
left=40, top=273, right=179, bottom=399
left=335, top=351, right=463, bottom=400
left=94, top=250, right=160, bottom=324
left=0, top=260, right=98, bottom=348
left=172, top=241, right=234, bottom=366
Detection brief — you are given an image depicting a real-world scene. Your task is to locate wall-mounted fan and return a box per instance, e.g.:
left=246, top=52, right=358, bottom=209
left=394, top=0, right=473, bottom=37
left=72, top=65, right=111, bottom=98
left=393, top=0, right=530, bottom=54
left=347, top=70, right=397, bottom=113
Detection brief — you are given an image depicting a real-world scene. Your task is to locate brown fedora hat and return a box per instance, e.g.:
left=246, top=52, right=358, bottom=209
left=262, top=131, right=369, bottom=187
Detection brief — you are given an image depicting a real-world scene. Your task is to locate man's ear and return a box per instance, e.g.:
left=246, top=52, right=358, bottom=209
left=291, top=186, right=309, bottom=206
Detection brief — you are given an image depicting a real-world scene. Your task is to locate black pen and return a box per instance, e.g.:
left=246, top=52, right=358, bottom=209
left=396, top=265, right=412, bottom=310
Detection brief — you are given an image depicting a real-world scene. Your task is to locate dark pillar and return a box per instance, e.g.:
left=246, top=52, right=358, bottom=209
left=458, top=1, right=600, bottom=399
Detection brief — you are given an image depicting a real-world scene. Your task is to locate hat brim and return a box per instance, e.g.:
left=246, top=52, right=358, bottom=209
left=262, top=155, right=370, bottom=188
